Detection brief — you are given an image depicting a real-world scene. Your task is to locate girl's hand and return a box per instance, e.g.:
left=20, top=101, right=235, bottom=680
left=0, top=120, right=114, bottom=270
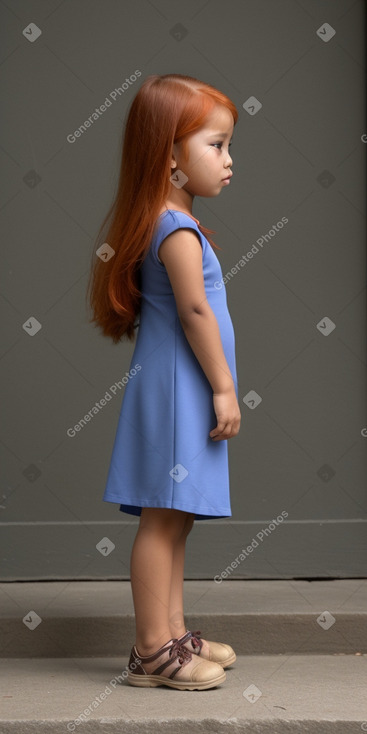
left=209, top=389, right=241, bottom=441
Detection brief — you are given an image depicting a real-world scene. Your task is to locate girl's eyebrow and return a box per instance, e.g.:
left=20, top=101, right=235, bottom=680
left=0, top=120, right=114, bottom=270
left=209, top=132, right=233, bottom=138
left=209, top=132, right=233, bottom=140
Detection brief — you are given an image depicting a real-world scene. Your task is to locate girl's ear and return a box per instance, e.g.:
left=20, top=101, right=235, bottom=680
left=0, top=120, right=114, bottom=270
left=171, top=142, right=179, bottom=170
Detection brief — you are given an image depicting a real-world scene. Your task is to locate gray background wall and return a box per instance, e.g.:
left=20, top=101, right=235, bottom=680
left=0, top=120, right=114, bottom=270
left=1, top=0, right=366, bottom=580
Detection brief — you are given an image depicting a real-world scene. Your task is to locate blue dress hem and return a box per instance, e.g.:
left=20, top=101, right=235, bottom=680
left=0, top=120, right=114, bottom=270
left=102, top=495, right=231, bottom=520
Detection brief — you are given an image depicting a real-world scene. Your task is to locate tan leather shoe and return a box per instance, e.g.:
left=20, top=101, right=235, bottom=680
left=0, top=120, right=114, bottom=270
left=177, top=630, right=236, bottom=668
left=127, top=637, right=226, bottom=690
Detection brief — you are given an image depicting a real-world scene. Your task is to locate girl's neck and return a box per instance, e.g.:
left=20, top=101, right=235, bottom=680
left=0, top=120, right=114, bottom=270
left=160, top=190, right=194, bottom=217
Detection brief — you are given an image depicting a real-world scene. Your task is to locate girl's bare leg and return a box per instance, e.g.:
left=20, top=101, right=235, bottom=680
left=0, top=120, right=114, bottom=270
left=130, top=507, right=191, bottom=655
left=168, top=513, right=195, bottom=639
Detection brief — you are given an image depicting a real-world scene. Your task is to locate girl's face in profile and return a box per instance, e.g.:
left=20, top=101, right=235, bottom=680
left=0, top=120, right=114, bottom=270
left=171, top=105, right=234, bottom=199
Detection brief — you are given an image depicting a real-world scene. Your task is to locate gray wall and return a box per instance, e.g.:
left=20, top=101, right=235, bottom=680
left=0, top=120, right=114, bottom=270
left=1, top=0, right=366, bottom=580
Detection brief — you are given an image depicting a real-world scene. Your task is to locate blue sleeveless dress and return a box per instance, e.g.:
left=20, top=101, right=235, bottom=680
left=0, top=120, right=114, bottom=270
left=102, top=210, right=238, bottom=520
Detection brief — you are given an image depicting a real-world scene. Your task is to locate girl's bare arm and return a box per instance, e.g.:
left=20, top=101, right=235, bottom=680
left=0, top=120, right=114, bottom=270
left=158, top=228, right=241, bottom=439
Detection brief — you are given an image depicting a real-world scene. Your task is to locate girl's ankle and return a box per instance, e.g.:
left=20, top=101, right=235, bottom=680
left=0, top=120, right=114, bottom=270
left=170, top=628, right=187, bottom=640
left=136, top=634, right=173, bottom=657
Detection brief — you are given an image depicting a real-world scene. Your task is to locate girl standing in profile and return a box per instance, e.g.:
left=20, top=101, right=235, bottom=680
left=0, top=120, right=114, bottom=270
left=87, top=73, right=241, bottom=690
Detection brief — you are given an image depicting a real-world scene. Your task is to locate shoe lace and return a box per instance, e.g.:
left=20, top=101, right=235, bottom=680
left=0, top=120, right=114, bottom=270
left=169, top=638, right=192, bottom=666
left=190, top=630, right=203, bottom=652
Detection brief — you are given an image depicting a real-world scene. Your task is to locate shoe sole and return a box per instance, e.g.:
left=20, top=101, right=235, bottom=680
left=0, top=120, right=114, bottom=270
left=127, top=669, right=226, bottom=690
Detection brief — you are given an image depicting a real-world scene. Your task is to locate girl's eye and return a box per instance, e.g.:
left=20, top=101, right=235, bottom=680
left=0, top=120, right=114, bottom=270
left=212, top=143, right=232, bottom=149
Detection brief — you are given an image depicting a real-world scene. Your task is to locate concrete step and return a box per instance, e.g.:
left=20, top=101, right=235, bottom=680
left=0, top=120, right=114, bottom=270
left=1, top=654, right=366, bottom=733
left=1, top=580, right=366, bottom=657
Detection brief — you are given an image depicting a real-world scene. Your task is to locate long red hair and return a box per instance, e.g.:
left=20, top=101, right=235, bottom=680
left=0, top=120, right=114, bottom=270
left=86, top=73, right=238, bottom=343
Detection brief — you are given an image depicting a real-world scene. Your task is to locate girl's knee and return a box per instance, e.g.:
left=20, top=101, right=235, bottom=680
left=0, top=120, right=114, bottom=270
left=139, top=507, right=189, bottom=539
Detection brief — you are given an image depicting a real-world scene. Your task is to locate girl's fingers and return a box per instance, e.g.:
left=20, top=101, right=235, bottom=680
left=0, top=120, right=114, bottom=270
left=210, top=418, right=241, bottom=440
left=210, top=422, right=232, bottom=440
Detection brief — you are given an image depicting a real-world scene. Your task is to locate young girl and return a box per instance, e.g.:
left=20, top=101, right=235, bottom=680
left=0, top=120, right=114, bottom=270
left=87, top=73, right=241, bottom=691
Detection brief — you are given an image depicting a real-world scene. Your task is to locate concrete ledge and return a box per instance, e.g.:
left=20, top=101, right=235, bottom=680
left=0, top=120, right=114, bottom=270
left=0, top=579, right=366, bottom=657
left=0, top=654, right=366, bottom=733
left=1, top=612, right=366, bottom=657
left=0, top=720, right=361, bottom=734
